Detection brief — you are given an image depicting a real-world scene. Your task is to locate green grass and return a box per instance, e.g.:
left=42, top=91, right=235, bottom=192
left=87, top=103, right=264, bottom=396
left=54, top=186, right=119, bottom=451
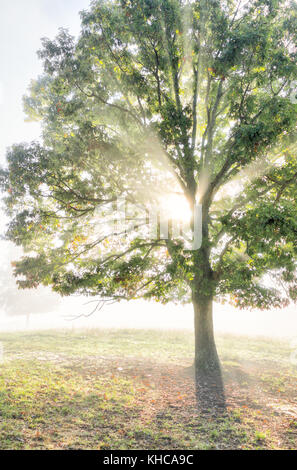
left=0, top=329, right=296, bottom=449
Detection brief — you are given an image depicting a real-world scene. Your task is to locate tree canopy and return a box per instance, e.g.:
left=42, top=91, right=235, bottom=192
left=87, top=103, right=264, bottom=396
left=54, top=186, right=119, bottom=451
left=1, top=0, right=297, bottom=313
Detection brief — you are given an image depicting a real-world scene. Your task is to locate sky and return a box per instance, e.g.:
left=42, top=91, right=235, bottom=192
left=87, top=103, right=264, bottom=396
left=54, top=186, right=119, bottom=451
left=0, top=0, right=296, bottom=339
left=0, top=0, right=91, bottom=165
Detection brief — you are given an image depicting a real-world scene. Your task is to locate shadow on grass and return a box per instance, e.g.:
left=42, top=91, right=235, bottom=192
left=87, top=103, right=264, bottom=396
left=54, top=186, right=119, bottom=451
left=195, top=370, right=226, bottom=415
left=182, top=364, right=226, bottom=415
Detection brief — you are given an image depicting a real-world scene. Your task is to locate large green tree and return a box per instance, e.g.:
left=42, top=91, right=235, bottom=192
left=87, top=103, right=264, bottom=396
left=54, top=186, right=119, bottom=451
left=1, top=0, right=297, bottom=405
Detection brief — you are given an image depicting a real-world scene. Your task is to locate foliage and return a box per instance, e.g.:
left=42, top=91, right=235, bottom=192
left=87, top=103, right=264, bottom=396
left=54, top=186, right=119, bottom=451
left=1, top=0, right=297, bottom=310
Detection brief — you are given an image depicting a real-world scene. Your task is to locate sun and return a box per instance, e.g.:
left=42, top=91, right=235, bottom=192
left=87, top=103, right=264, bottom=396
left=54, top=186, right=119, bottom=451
left=161, top=193, right=192, bottom=223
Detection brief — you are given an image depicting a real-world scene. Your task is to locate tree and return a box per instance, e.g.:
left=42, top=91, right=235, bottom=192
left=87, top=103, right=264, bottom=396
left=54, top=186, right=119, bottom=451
left=1, top=0, right=296, bottom=407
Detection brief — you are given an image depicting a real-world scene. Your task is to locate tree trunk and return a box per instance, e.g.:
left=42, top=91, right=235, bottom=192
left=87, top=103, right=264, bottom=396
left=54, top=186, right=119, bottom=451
left=193, top=295, right=220, bottom=374
left=193, top=294, right=225, bottom=412
left=188, top=198, right=225, bottom=411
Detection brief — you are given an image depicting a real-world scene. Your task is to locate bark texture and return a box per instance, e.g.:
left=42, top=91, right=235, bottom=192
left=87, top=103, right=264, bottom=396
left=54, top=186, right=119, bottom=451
left=193, top=294, right=226, bottom=413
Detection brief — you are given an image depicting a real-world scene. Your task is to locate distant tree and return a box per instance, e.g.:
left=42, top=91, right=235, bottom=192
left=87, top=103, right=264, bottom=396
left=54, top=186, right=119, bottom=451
left=0, top=242, right=60, bottom=325
left=1, top=0, right=296, bottom=406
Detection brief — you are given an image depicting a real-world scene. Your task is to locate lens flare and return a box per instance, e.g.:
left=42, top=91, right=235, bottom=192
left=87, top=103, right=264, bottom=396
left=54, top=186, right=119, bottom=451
left=161, top=193, right=192, bottom=222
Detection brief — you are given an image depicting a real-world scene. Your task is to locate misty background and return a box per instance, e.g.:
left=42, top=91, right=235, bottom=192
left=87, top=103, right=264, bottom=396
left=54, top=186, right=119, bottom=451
left=0, top=0, right=296, bottom=339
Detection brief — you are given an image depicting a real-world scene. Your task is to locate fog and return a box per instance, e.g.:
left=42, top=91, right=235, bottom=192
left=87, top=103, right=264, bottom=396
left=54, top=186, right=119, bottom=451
left=0, top=295, right=296, bottom=341
left=0, top=0, right=296, bottom=340
left=1, top=242, right=296, bottom=340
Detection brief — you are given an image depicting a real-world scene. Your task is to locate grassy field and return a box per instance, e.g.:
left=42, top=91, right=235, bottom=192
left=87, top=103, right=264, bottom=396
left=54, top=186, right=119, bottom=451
left=0, top=328, right=296, bottom=450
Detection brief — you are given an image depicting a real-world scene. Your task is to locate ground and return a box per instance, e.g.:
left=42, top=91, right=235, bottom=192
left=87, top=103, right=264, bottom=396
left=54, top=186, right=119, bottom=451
left=0, top=328, right=296, bottom=450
